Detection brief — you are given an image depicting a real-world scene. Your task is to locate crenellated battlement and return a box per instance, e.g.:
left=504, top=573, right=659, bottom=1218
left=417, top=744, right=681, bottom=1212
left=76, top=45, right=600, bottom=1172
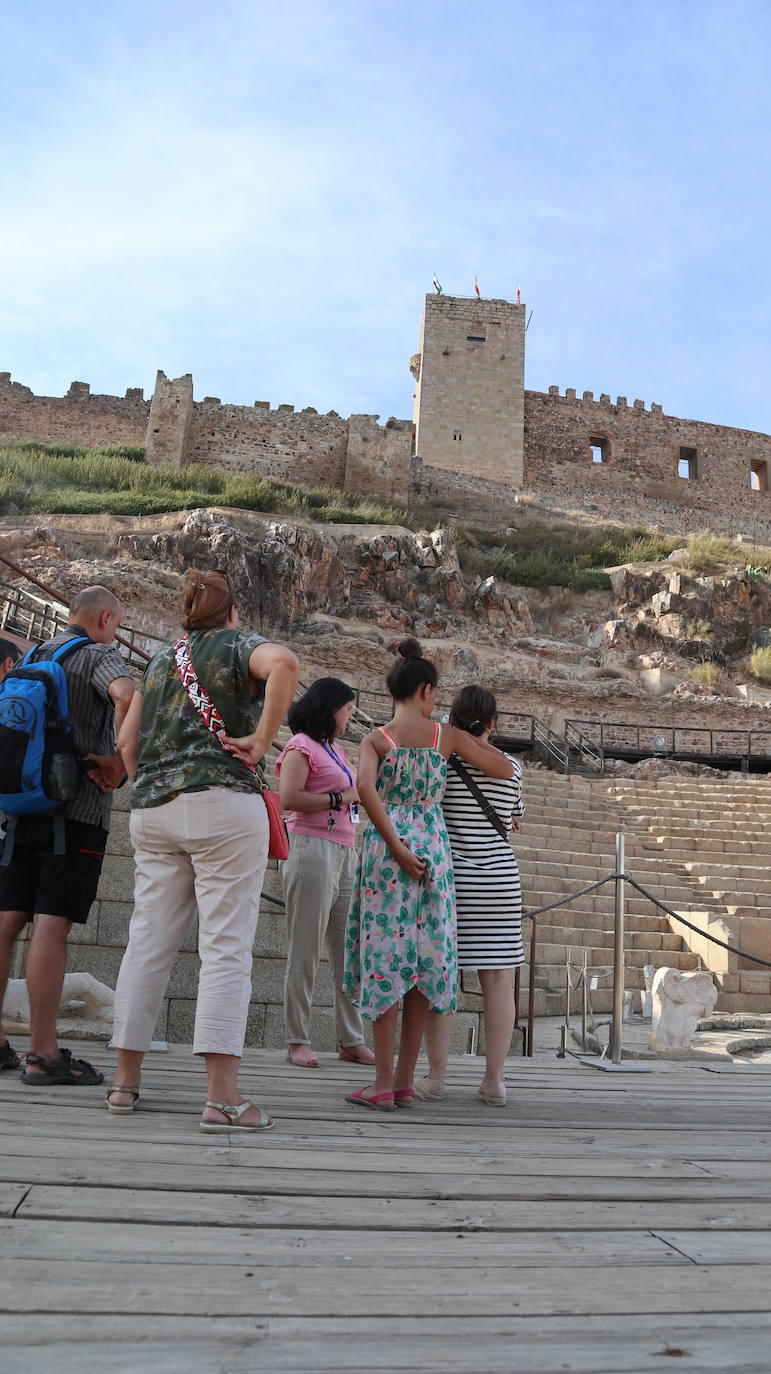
left=2, top=284, right=771, bottom=539
left=543, top=384, right=663, bottom=413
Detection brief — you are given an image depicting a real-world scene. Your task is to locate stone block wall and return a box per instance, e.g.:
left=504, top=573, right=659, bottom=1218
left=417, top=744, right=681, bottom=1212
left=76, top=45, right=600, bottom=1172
left=344, top=414, right=413, bottom=502
left=184, top=397, right=350, bottom=490
left=524, top=388, right=771, bottom=538
left=0, top=373, right=149, bottom=449
left=412, top=294, right=525, bottom=485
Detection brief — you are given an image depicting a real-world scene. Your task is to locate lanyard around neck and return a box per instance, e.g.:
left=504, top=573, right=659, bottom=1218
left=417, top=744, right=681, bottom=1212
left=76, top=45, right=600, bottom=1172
left=321, top=741, right=353, bottom=788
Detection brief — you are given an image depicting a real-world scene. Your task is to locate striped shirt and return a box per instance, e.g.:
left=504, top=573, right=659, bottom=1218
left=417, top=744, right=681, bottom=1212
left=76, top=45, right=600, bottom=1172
left=31, top=628, right=132, bottom=828
left=441, top=755, right=526, bottom=969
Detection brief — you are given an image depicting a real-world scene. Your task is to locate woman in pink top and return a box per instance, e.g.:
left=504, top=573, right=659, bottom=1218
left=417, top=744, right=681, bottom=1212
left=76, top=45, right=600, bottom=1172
left=275, top=678, right=375, bottom=1069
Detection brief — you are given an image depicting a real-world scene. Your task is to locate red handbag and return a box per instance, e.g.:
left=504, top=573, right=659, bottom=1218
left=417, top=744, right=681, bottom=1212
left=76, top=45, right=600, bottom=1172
left=174, top=635, right=289, bottom=860
left=262, top=784, right=289, bottom=861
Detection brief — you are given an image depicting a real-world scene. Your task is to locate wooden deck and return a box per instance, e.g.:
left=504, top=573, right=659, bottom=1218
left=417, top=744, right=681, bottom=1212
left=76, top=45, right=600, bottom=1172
left=2, top=1038, right=771, bottom=1372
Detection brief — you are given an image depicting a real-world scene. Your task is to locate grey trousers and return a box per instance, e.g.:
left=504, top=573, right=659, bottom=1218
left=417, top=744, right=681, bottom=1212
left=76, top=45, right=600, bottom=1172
left=282, top=832, right=364, bottom=1047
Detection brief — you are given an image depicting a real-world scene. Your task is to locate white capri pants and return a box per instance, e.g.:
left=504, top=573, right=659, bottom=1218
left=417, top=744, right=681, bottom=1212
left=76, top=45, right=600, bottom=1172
left=112, top=788, right=268, bottom=1058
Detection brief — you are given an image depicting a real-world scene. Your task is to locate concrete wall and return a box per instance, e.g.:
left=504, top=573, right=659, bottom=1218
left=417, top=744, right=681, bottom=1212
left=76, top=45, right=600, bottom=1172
left=412, top=294, right=525, bottom=484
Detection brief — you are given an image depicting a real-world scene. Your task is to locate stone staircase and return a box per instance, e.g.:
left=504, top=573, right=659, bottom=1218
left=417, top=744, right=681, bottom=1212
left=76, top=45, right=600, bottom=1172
left=517, top=770, right=771, bottom=1016
left=271, top=726, right=771, bottom=1018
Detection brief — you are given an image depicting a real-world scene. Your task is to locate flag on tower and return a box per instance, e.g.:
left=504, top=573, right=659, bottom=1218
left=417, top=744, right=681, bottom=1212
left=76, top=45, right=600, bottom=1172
left=432, top=274, right=443, bottom=295
left=516, top=281, right=521, bottom=305
left=474, top=276, right=480, bottom=298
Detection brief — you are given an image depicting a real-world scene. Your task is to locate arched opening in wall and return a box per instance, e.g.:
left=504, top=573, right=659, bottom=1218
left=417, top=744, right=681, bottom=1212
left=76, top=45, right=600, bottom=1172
left=751, top=460, right=768, bottom=492
left=678, top=447, right=698, bottom=479
left=589, top=436, right=608, bottom=464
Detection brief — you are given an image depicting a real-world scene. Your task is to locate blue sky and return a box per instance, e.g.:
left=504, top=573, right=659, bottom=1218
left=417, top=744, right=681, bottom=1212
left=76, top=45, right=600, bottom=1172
left=2, top=0, right=770, bottom=432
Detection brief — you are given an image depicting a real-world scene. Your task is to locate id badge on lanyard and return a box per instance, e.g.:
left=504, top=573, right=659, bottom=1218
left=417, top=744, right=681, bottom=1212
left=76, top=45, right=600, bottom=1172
left=321, top=742, right=359, bottom=823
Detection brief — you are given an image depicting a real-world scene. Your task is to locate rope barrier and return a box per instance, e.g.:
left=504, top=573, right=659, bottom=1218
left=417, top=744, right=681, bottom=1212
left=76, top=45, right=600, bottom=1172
left=523, top=874, right=616, bottom=919
left=624, top=874, right=771, bottom=971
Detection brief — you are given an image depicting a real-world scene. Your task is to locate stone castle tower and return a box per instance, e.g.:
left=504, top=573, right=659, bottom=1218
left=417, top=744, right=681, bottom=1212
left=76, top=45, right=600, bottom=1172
left=410, top=293, right=526, bottom=484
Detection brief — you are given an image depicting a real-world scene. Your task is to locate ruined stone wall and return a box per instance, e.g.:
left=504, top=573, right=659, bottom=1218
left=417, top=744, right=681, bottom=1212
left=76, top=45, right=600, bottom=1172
left=0, top=373, right=149, bottom=449
left=524, top=388, right=771, bottom=539
left=184, top=396, right=350, bottom=489
left=412, top=294, right=525, bottom=484
left=344, top=415, right=412, bottom=502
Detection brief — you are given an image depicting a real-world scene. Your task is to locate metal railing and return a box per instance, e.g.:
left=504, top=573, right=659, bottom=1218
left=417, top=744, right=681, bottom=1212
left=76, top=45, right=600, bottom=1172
left=533, top=832, right=771, bottom=1066
left=0, top=575, right=159, bottom=667
left=566, top=717, right=771, bottom=767
left=533, top=716, right=568, bottom=772
left=564, top=719, right=604, bottom=775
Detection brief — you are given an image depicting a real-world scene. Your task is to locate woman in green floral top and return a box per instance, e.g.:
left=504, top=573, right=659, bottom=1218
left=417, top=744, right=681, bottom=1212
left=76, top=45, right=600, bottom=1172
left=342, top=638, right=513, bottom=1112
left=108, top=570, right=298, bottom=1132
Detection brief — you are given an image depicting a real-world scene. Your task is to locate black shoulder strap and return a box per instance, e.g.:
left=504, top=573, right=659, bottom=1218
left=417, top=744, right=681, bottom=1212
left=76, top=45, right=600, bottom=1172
left=447, top=755, right=510, bottom=842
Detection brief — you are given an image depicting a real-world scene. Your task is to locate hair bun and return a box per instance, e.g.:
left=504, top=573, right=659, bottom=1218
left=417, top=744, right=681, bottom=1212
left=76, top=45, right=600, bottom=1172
left=396, top=636, right=422, bottom=660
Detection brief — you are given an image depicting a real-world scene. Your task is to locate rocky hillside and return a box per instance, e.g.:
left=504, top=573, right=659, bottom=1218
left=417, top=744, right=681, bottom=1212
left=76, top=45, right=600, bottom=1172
left=2, top=508, right=770, bottom=732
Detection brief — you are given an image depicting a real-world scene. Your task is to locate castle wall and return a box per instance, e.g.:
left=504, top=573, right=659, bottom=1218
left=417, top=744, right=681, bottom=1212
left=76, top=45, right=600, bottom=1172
left=524, top=388, right=771, bottom=537
left=0, top=373, right=148, bottom=449
left=185, top=397, right=350, bottom=488
left=145, top=371, right=194, bottom=467
left=413, top=294, right=525, bottom=484
left=344, top=415, right=412, bottom=503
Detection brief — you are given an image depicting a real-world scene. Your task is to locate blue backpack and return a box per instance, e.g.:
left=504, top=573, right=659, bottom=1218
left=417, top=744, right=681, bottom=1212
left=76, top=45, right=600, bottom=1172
left=0, top=636, right=90, bottom=816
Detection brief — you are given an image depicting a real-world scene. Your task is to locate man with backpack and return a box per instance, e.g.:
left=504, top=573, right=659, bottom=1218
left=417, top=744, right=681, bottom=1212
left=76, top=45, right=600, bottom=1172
left=0, top=638, right=21, bottom=682
left=0, top=586, right=134, bottom=1082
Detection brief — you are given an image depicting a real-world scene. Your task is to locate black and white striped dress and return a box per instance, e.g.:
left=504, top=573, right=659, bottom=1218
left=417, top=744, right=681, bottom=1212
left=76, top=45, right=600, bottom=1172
left=442, top=755, right=525, bottom=969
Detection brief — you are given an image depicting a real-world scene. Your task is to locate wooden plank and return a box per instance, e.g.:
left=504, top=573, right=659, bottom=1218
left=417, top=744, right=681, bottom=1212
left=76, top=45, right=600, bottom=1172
left=0, top=1131, right=716, bottom=1178
left=3, top=1258, right=771, bottom=1318
left=0, top=1186, right=28, bottom=1218
left=5, top=1156, right=749, bottom=1199
left=2, top=1312, right=771, bottom=1374
left=18, top=1184, right=771, bottom=1231
left=0, top=1218, right=685, bottom=1269
left=655, top=1229, right=771, bottom=1264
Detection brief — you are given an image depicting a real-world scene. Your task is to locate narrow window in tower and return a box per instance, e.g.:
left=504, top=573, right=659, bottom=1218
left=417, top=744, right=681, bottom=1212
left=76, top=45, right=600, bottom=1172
left=589, top=437, right=607, bottom=464
left=751, top=460, right=768, bottom=492
left=453, top=432, right=462, bottom=442
left=466, top=335, right=486, bottom=343
left=678, top=447, right=698, bottom=479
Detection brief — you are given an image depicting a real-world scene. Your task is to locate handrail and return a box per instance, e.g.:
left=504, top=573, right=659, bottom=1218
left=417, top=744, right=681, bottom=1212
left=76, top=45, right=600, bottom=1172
left=564, top=719, right=604, bottom=775
left=533, top=716, right=568, bottom=772
left=566, top=716, right=771, bottom=763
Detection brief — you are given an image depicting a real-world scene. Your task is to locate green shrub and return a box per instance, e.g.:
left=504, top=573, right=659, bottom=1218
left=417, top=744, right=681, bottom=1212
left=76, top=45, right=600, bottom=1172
left=689, top=663, right=720, bottom=688
left=0, top=440, right=416, bottom=526
left=748, top=647, right=771, bottom=684
left=684, top=530, right=740, bottom=571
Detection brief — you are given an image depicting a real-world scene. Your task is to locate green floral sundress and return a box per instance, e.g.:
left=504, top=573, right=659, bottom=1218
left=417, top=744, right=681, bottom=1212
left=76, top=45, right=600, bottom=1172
left=342, top=724, right=457, bottom=1020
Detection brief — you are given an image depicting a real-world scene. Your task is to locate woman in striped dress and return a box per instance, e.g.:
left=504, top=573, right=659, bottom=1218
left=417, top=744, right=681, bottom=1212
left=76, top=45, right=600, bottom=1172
left=417, top=685, right=524, bottom=1107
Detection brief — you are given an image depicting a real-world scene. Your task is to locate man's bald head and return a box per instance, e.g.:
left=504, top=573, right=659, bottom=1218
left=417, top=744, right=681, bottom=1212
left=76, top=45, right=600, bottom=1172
left=69, top=585, right=122, bottom=643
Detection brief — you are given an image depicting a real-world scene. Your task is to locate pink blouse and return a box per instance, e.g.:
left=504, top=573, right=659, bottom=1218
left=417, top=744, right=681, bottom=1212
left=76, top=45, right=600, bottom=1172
left=274, top=732, right=357, bottom=847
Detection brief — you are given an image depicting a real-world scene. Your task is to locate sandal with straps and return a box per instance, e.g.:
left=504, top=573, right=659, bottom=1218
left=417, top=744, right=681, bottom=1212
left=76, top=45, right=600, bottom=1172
left=21, top=1048, right=104, bottom=1086
left=105, top=1085, right=141, bottom=1114
left=199, top=1099, right=275, bottom=1134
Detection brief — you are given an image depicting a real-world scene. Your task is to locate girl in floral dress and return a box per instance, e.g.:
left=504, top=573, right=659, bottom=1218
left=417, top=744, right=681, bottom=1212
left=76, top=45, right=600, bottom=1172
left=342, top=639, right=515, bottom=1112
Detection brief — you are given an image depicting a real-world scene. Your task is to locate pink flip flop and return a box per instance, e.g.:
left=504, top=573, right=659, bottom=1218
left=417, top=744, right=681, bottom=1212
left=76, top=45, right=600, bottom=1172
left=345, top=1088, right=396, bottom=1112
left=394, top=1088, right=415, bottom=1109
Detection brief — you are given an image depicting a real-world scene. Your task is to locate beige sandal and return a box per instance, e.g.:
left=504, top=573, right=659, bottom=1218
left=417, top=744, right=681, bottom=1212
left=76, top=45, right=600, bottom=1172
left=105, top=1084, right=140, bottom=1114
left=199, top=1099, right=274, bottom=1133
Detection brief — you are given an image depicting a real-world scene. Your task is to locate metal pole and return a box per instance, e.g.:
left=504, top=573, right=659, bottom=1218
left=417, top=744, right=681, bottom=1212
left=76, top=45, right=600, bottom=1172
left=611, top=832, right=626, bottom=1064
